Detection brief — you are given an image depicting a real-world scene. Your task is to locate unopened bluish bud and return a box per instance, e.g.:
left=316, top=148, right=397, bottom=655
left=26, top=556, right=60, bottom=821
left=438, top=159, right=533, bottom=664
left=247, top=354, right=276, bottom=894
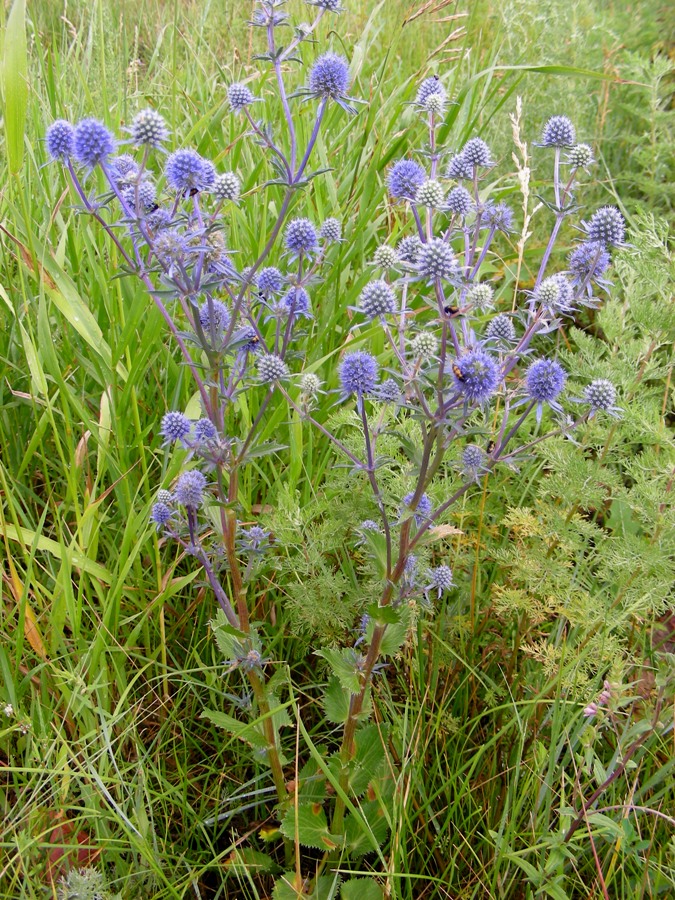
left=417, top=238, right=458, bottom=281
left=429, top=564, right=454, bottom=593
left=154, top=228, right=189, bottom=264
left=462, top=445, right=484, bottom=470
left=257, top=267, right=284, bottom=295
left=482, top=201, right=514, bottom=233
left=360, top=519, right=380, bottom=532
left=198, top=298, right=230, bottom=333
left=397, top=235, right=423, bottom=263
left=174, top=470, right=208, bottom=508
left=525, top=359, right=566, bottom=402
left=228, top=82, right=255, bottom=111
left=377, top=378, right=400, bottom=403
left=151, top=502, right=173, bottom=529
left=281, top=286, right=311, bottom=317
left=308, top=52, right=350, bottom=99
left=194, top=418, right=218, bottom=442
left=453, top=349, right=500, bottom=404
left=568, top=143, right=594, bottom=168
left=584, top=379, right=616, bottom=411
left=415, top=179, right=445, bottom=208
left=424, top=93, right=446, bottom=116
left=285, top=217, right=318, bottom=257
left=486, top=314, right=516, bottom=343
left=402, top=492, right=432, bottom=524
left=388, top=159, right=426, bottom=200
left=468, top=282, right=494, bottom=311
left=416, top=75, right=446, bottom=107
left=160, top=411, right=191, bottom=444
left=258, top=354, right=289, bottom=383
left=411, top=331, right=437, bottom=360
left=156, top=488, right=173, bottom=504
left=73, top=118, right=115, bottom=167
left=201, top=160, right=216, bottom=190
left=569, top=241, right=611, bottom=282
left=213, top=172, right=240, bottom=201
left=339, top=351, right=378, bottom=396
left=541, top=115, right=576, bottom=148
left=46, top=120, right=75, bottom=161
left=445, top=185, right=473, bottom=216
left=131, top=108, right=169, bottom=147
left=359, top=279, right=397, bottom=318
left=373, top=245, right=399, bottom=269
left=110, top=154, right=139, bottom=183
left=587, top=206, right=625, bottom=246
left=446, top=153, right=473, bottom=180
left=122, top=179, right=157, bottom=209
left=320, top=217, right=342, bottom=242
left=462, top=137, right=493, bottom=168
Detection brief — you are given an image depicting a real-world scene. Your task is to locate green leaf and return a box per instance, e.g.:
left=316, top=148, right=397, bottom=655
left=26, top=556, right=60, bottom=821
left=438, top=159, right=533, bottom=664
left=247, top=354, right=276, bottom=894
left=316, top=647, right=362, bottom=695
left=296, top=755, right=329, bottom=803
left=2, top=0, right=27, bottom=174
left=343, top=798, right=390, bottom=857
left=279, top=802, right=341, bottom=851
left=323, top=675, right=351, bottom=724
left=210, top=609, right=248, bottom=659
left=349, top=724, right=388, bottom=796
left=341, top=878, right=384, bottom=900
left=226, top=848, right=280, bottom=875
left=366, top=602, right=401, bottom=626
left=200, top=709, right=268, bottom=751
left=273, top=874, right=337, bottom=900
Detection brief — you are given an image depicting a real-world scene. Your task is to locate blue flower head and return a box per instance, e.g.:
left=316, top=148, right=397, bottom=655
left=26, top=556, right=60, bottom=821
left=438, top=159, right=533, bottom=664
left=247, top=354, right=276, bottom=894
left=285, top=218, right=319, bottom=258
left=425, top=564, right=454, bottom=598
left=397, top=235, right=423, bottom=263
left=281, top=286, right=312, bottom=318
left=540, top=115, right=576, bottom=147
left=453, top=349, right=500, bottom=405
left=482, top=201, right=514, bottom=233
left=445, top=185, right=473, bottom=217
left=358, top=279, right=396, bottom=319
left=568, top=241, right=611, bottom=291
left=165, top=150, right=208, bottom=192
left=583, top=380, right=621, bottom=417
left=387, top=159, right=426, bottom=200
left=46, top=120, right=75, bottom=161
left=174, top=470, right=208, bottom=508
left=150, top=502, right=173, bottom=530
left=416, top=76, right=446, bottom=114
left=111, top=154, right=140, bottom=183
left=525, top=358, right=566, bottom=421
left=258, top=354, right=289, bottom=383
left=228, top=82, right=255, bottom=112
left=194, top=418, right=218, bottom=442
left=308, top=52, right=350, bottom=99
left=256, top=267, right=284, bottom=295
left=585, top=206, right=625, bottom=247
left=213, top=172, right=240, bottom=202
left=486, top=314, right=516, bottom=344
left=73, top=118, right=115, bottom=167
left=339, top=351, right=378, bottom=397
left=417, top=239, right=458, bottom=282
left=402, top=492, right=432, bottom=526
left=198, top=298, right=231, bottom=335
left=461, top=137, right=493, bottom=168
left=446, top=153, right=473, bottom=180
left=160, top=411, right=192, bottom=446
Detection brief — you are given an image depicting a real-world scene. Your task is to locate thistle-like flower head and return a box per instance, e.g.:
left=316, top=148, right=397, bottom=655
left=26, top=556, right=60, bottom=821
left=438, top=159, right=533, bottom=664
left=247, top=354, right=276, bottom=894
left=285, top=217, right=319, bottom=258
left=160, top=411, right=191, bottom=445
left=525, top=358, right=566, bottom=421
left=46, top=120, right=75, bottom=161
left=461, top=137, right=493, bottom=168
left=445, top=185, right=473, bottom=217
left=411, top=331, right=437, bottom=360
left=228, top=82, right=255, bottom=112
left=541, top=115, right=576, bottom=147
left=198, top=298, right=231, bottom=334
left=387, top=159, right=426, bottom=200
left=453, top=349, right=500, bottom=404
left=425, top=564, right=454, bottom=597
left=482, top=201, right=514, bottom=233
left=359, top=279, right=397, bottom=319
left=397, top=235, right=423, bottom=263
left=446, top=153, right=473, bottom=180
left=417, top=238, right=458, bottom=282
left=256, top=267, right=284, bottom=295
left=402, top=491, right=433, bottom=526
left=567, top=143, right=594, bottom=169
left=213, top=172, right=240, bottom=202
left=73, top=118, right=115, bottom=167
left=320, top=217, right=342, bottom=243
left=174, top=470, right=208, bottom=508
left=165, top=149, right=208, bottom=192
left=468, top=283, right=494, bottom=312
left=485, top=314, right=516, bottom=344
left=415, top=179, right=445, bottom=208
left=339, top=351, right=378, bottom=397
left=130, top=108, right=170, bottom=147
left=373, top=245, right=399, bottom=269
left=308, top=52, right=350, bottom=99
left=258, top=354, right=290, bottom=383
left=586, top=206, right=626, bottom=246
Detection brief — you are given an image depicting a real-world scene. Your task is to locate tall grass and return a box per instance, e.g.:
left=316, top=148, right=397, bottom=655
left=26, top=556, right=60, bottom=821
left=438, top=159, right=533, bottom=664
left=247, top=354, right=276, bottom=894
left=1, top=0, right=673, bottom=897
